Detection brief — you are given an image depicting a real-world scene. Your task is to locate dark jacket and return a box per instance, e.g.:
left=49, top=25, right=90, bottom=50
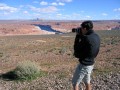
left=74, top=30, right=100, bottom=66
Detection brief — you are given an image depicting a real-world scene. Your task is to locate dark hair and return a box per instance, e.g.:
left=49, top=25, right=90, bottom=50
left=81, top=20, right=93, bottom=30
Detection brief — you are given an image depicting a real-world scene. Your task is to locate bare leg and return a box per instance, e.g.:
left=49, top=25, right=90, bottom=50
left=85, top=83, right=91, bottom=90
left=73, top=83, right=79, bottom=90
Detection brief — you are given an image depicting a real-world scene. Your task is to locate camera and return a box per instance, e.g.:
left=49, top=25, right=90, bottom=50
left=72, top=27, right=81, bottom=33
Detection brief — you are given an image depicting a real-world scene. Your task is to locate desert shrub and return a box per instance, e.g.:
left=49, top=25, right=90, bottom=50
left=0, top=52, right=3, bottom=57
left=59, top=47, right=67, bottom=54
left=11, top=60, right=46, bottom=81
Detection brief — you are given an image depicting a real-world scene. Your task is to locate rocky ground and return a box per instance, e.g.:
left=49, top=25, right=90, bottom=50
left=92, top=72, right=120, bottom=90
left=0, top=31, right=120, bottom=90
left=0, top=72, right=119, bottom=90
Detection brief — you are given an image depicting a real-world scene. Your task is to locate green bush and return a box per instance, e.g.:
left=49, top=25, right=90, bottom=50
left=12, top=60, right=45, bottom=81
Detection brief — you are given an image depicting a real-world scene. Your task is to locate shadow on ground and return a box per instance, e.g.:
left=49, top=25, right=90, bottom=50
left=0, top=71, right=17, bottom=81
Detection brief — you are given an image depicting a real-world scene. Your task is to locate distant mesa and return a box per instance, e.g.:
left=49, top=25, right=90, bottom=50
left=31, top=18, right=44, bottom=21
left=55, top=23, right=60, bottom=25
left=111, top=25, right=120, bottom=30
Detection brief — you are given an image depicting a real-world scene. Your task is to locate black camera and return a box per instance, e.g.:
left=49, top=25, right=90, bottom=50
left=72, top=27, right=81, bottom=33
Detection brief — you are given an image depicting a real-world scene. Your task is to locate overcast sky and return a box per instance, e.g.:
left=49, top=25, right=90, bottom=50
left=0, top=0, right=120, bottom=20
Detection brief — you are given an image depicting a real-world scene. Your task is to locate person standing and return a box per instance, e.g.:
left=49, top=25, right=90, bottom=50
left=72, top=21, right=100, bottom=90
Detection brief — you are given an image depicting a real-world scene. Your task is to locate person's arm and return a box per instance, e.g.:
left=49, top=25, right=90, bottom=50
left=73, top=33, right=83, bottom=58
left=74, top=34, right=80, bottom=44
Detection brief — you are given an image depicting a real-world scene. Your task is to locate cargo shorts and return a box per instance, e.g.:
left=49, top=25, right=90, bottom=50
left=72, top=63, right=94, bottom=86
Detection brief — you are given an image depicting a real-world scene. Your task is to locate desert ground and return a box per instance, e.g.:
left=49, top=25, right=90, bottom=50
left=0, top=20, right=120, bottom=35
left=0, top=20, right=120, bottom=90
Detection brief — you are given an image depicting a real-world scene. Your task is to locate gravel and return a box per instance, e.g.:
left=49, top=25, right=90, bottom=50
left=92, top=72, right=120, bottom=90
left=0, top=71, right=120, bottom=90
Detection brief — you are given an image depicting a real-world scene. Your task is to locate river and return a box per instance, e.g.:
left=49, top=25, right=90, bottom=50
left=34, top=24, right=63, bottom=34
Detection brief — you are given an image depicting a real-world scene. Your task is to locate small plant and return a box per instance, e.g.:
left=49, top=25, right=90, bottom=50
left=0, top=52, right=3, bottom=57
left=8, top=60, right=46, bottom=81
left=58, top=72, right=67, bottom=79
